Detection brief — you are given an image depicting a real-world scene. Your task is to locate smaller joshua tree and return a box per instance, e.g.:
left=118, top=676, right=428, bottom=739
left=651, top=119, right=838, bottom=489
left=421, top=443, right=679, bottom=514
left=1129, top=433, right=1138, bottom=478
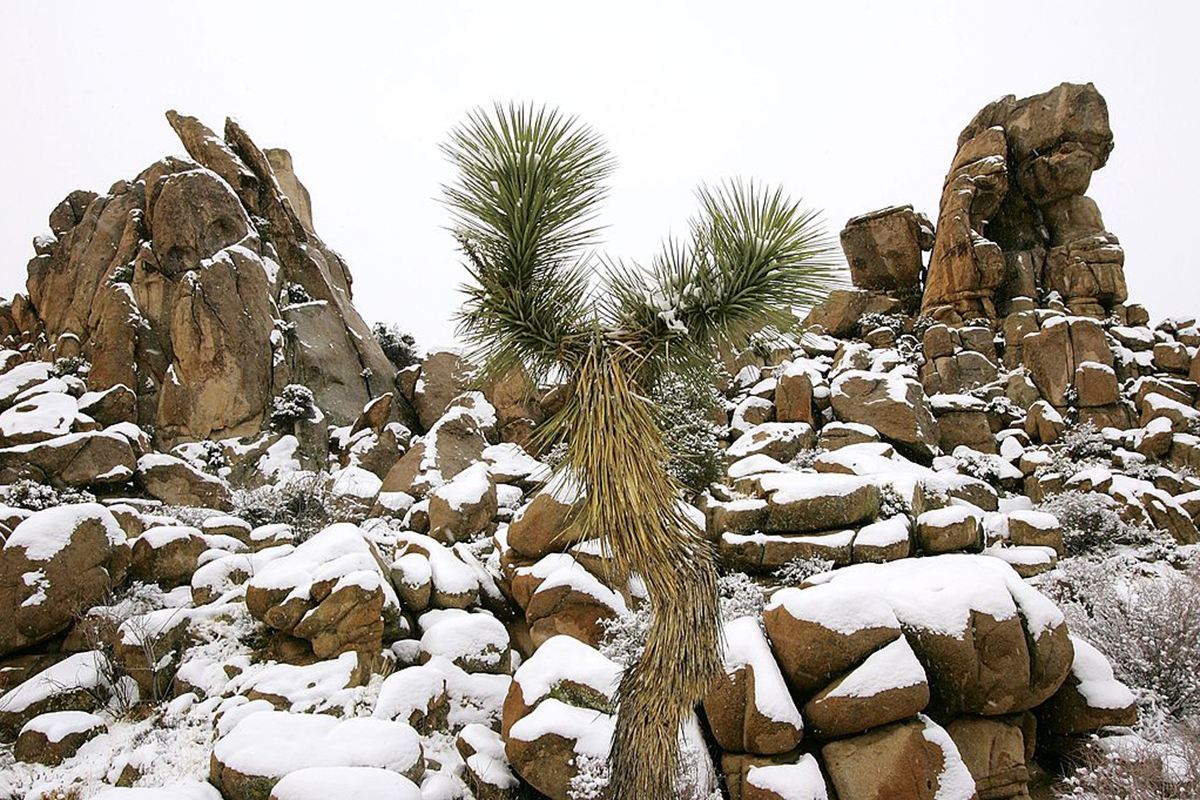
left=442, top=103, right=841, bottom=799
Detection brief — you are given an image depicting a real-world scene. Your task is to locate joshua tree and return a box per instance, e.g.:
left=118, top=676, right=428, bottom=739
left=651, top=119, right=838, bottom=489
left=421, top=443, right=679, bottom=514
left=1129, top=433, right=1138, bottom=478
left=442, top=103, right=841, bottom=799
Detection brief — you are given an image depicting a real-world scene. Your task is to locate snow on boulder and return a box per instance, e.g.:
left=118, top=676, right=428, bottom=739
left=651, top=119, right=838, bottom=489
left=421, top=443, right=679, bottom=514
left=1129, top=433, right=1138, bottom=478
left=501, top=635, right=619, bottom=739
left=507, top=697, right=615, bottom=800
left=381, top=404, right=489, bottom=498
left=0, top=391, right=78, bottom=446
left=731, top=396, right=775, bottom=438
left=1005, top=509, right=1064, bottom=553
left=418, top=610, right=512, bottom=674
left=915, top=505, right=983, bottom=555
left=753, top=473, right=881, bottom=533
left=745, top=753, right=829, bottom=800
left=506, top=470, right=586, bottom=559
left=391, top=531, right=481, bottom=610
left=14, top=709, right=106, bottom=765
left=210, top=710, right=424, bottom=800
left=1038, top=635, right=1137, bottom=735
left=720, top=529, right=856, bottom=573
left=802, top=636, right=930, bottom=739
left=764, top=583, right=902, bottom=696
left=807, top=554, right=1074, bottom=716
left=524, top=555, right=628, bottom=648
left=851, top=515, right=911, bottom=563
left=228, top=651, right=362, bottom=714
left=830, top=369, right=940, bottom=460
left=373, top=661, right=449, bottom=733
left=727, top=422, right=817, bottom=463
left=0, top=503, right=127, bottom=656
left=428, top=461, right=497, bottom=542
left=456, top=722, right=521, bottom=799
left=129, top=525, right=210, bottom=589
left=245, top=524, right=401, bottom=665
left=0, top=651, right=109, bottom=738
left=482, top=442, right=550, bottom=489
left=704, top=616, right=803, bottom=754
left=821, top=715, right=976, bottom=800
left=0, top=429, right=137, bottom=486
left=0, top=361, right=54, bottom=410
left=135, top=452, right=232, bottom=510
left=268, top=767, right=421, bottom=800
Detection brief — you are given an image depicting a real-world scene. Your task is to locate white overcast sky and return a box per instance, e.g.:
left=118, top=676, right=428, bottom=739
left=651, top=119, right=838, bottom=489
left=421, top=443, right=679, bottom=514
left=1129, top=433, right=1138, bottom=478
left=2, top=1, right=1197, bottom=348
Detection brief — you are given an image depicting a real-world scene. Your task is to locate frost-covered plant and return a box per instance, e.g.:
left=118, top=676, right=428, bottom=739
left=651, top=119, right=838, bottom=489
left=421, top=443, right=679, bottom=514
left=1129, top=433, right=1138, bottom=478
left=600, top=604, right=652, bottom=669
left=542, top=440, right=570, bottom=470
left=1047, top=564, right=1200, bottom=724
left=879, top=484, right=912, bottom=519
left=1057, top=721, right=1200, bottom=799
left=1037, top=490, right=1164, bottom=556
left=282, top=282, right=313, bottom=305
left=1038, top=422, right=1115, bottom=479
left=569, top=753, right=612, bottom=800
left=50, top=355, right=88, bottom=378
left=788, top=447, right=824, bottom=471
left=858, top=312, right=905, bottom=338
left=0, top=479, right=95, bottom=510
left=773, top=556, right=834, bottom=585
left=372, top=322, right=420, bottom=370
left=718, top=571, right=765, bottom=623
left=109, top=262, right=134, bottom=285
left=190, top=440, right=227, bottom=474
left=650, top=371, right=726, bottom=495
left=912, top=314, right=939, bottom=339
left=269, top=384, right=316, bottom=430
left=954, top=448, right=1004, bottom=483
left=230, top=472, right=342, bottom=541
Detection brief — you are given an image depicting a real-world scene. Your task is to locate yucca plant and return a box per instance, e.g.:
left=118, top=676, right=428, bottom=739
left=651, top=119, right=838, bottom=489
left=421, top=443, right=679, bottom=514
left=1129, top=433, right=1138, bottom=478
left=443, top=103, right=842, bottom=799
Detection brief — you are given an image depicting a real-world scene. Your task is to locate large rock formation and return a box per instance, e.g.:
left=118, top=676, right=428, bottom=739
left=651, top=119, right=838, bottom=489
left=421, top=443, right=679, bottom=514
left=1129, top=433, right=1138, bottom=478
left=921, top=82, right=1127, bottom=321
left=3, top=112, right=395, bottom=445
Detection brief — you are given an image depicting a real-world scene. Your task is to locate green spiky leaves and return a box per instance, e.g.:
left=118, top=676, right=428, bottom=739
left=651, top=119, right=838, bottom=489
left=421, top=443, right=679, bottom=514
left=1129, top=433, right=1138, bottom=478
left=442, top=104, right=615, bottom=384
left=604, top=179, right=842, bottom=383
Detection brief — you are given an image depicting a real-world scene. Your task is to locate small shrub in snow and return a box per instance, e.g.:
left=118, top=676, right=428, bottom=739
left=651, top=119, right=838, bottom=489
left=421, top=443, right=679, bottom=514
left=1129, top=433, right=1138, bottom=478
left=269, top=384, right=316, bottom=430
left=1046, top=563, right=1200, bottom=723
left=912, top=314, right=939, bottom=339
left=718, top=571, right=765, bottom=623
left=788, top=447, right=824, bottom=471
left=372, top=322, right=420, bottom=370
left=773, top=556, right=834, bottom=586
left=858, top=312, right=905, bottom=338
left=650, top=371, right=726, bottom=494
left=230, top=472, right=342, bottom=541
left=0, top=479, right=95, bottom=510
left=1057, top=721, right=1200, bottom=799
left=282, top=281, right=313, bottom=305
left=50, top=355, right=88, bottom=378
left=1037, top=490, right=1164, bottom=556
left=879, top=484, right=912, bottom=519
left=569, top=753, right=612, bottom=800
left=109, top=262, right=134, bottom=285
left=953, top=448, right=1005, bottom=483
left=600, top=604, right=652, bottom=669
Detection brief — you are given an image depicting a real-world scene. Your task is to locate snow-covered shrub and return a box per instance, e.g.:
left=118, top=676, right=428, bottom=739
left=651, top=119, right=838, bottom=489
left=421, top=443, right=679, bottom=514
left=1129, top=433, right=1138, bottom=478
left=650, top=372, right=726, bottom=494
left=1053, top=421, right=1114, bottom=474
left=569, top=753, right=611, bottom=800
left=109, top=262, right=134, bottom=285
left=1057, top=721, right=1200, bottom=799
left=230, top=472, right=341, bottom=541
left=0, top=479, right=95, bottom=510
left=600, top=603, right=651, bottom=669
left=269, top=384, right=316, bottom=430
left=50, top=355, right=88, bottom=378
left=1047, top=563, right=1200, bottom=723
left=879, top=484, right=912, bottom=519
left=1037, top=490, right=1164, bottom=556
left=718, top=571, right=764, bottom=623
left=954, top=448, right=1004, bottom=483
left=372, top=322, right=420, bottom=370
left=282, top=281, right=313, bottom=305
left=788, top=447, right=824, bottom=471
left=773, top=556, right=834, bottom=586
left=912, top=314, right=939, bottom=339
left=858, top=312, right=905, bottom=338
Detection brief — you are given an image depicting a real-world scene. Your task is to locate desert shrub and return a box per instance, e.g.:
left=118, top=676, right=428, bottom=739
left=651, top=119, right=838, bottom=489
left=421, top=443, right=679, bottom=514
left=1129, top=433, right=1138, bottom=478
left=50, top=356, right=88, bottom=378
left=1057, top=721, right=1200, bottom=799
left=0, top=479, right=95, bottom=510
left=912, top=314, right=939, bottom=339
left=372, top=322, right=420, bottom=370
left=230, top=472, right=341, bottom=541
left=1046, top=562, right=1200, bottom=723
left=718, top=571, right=765, bottom=623
left=650, top=372, right=726, bottom=494
left=953, top=448, right=1005, bottom=483
left=858, top=312, right=905, bottom=338
left=269, top=384, right=316, bottom=430
left=879, top=484, right=912, bottom=518
left=281, top=281, right=313, bottom=305
left=1058, top=421, right=1114, bottom=467
left=600, top=603, right=651, bottom=669
left=1037, top=490, right=1165, bottom=556
left=109, top=262, right=134, bottom=285
left=788, top=447, right=824, bottom=470
left=773, top=556, right=834, bottom=586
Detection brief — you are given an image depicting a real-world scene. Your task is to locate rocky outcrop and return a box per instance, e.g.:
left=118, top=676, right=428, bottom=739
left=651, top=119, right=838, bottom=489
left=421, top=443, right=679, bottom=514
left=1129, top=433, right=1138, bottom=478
left=7, top=111, right=395, bottom=446
left=922, top=83, right=1127, bottom=321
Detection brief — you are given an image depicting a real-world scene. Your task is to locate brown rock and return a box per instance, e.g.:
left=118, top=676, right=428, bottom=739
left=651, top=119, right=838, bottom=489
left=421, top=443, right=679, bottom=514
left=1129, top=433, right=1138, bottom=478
left=822, top=717, right=978, bottom=800
left=14, top=710, right=106, bottom=765
left=803, top=636, right=930, bottom=738
left=839, top=205, right=926, bottom=293
left=945, top=715, right=1032, bottom=800
left=831, top=370, right=940, bottom=460
left=136, top=453, right=231, bottom=509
